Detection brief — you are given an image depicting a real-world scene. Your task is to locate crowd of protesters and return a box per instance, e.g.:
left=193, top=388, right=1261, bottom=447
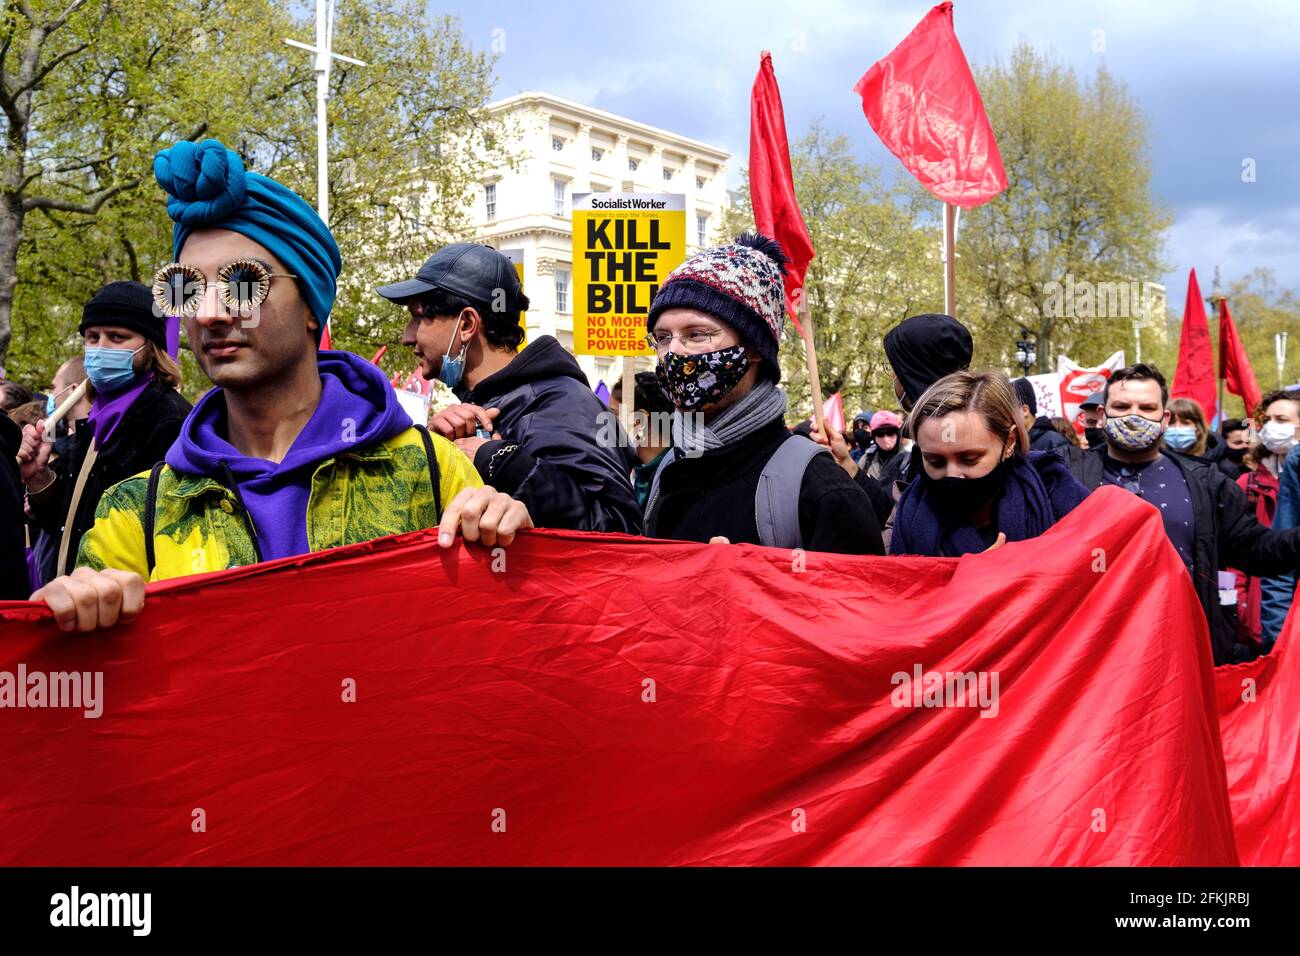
left=1, top=137, right=1297, bottom=667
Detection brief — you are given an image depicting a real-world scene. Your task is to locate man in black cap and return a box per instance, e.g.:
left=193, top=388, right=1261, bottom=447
left=378, top=243, right=642, bottom=534
left=1079, top=392, right=1106, bottom=449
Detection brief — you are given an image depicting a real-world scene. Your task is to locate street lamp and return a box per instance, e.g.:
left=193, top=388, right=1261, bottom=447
left=1014, top=327, right=1037, bottom=376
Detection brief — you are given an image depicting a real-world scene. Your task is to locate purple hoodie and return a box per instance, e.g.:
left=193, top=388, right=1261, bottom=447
left=166, top=351, right=412, bottom=560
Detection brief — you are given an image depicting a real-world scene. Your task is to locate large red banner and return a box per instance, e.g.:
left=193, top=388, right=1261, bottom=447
left=0, top=487, right=1276, bottom=865
left=1215, top=641, right=1300, bottom=865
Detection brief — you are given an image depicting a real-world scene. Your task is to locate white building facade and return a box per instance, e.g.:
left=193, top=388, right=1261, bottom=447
left=471, top=91, right=731, bottom=387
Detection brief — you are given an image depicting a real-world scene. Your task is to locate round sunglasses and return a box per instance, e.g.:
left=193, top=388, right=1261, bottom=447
left=152, top=258, right=297, bottom=318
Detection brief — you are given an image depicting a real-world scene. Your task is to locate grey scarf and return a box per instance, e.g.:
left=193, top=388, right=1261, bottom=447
left=672, top=380, right=788, bottom=456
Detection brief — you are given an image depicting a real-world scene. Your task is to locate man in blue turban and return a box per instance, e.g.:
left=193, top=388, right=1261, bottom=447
left=31, top=139, right=534, bottom=630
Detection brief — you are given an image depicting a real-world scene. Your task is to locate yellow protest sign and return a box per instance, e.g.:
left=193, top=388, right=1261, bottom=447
left=501, top=247, right=527, bottom=347
left=572, top=193, right=685, bottom=356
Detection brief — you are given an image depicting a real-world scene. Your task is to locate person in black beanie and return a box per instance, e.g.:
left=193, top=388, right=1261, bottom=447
left=14, top=280, right=191, bottom=582
left=1013, top=377, right=1071, bottom=455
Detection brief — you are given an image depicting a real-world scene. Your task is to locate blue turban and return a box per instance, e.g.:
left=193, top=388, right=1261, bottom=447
left=153, top=139, right=342, bottom=343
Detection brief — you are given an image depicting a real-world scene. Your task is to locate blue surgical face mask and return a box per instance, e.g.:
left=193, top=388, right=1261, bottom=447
left=83, top=345, right=144, bottom=393
left=436, top=315, right=468, bottom=389
left=45, top=383, right=73, bottom=417
left=1162, top=425, right=1198, bottom=451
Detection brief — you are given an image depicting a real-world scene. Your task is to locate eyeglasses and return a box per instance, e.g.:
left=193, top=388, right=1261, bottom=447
left=646, top=328, right=726, bottom=352
left=152, top=258, right=298, bottom=318
left=872, top=428, right=900, bottom=439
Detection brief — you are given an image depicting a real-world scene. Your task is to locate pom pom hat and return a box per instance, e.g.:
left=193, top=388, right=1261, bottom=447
left=153, top=139, right=342, bottom=343
left=647, top=232, right=790, bottom=384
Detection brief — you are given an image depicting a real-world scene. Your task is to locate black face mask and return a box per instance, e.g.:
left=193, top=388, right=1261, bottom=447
left=921, top=454, right=1011, bottom=519
left=853, top=427, right=873, bottom=449
left=1084, top=426, right=1106, bottom=448
left=1225, top=445, right=1248, bottom=463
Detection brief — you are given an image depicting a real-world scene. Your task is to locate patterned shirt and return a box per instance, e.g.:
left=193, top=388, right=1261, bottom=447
left=1102, top=452, right=1196, bottom=570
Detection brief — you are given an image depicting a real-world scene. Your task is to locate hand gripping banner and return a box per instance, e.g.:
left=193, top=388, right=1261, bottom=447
left=0, top=488, right=1247, bottom=865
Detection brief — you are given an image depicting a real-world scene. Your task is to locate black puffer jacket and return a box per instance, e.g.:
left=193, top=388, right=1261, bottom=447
left=644, top=416, right=884, bottom=554
left=462, top=335, right=642, bottom=534
left=1028, top=416, right=1071, bottom=454
left=0, top=411, right=28, bottom=599
left=28, top=379, right=191, bottom=577
left=1069, top=446, right=1300, bottom=664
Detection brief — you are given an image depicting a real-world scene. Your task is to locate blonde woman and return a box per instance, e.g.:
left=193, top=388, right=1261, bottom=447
left=890, top=369, right=1090, bottom=557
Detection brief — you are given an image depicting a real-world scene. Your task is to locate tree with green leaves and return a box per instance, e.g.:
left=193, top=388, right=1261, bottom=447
left=722, top=120, right=949, bottom=420
left=1, top=0, right=506, bottom=396
left=292, top=2, right=511, bottom=375
left=956, top=43, right=1171, bottom=373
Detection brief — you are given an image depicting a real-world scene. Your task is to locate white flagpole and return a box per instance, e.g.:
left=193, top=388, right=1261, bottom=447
left=284, top=0, right=368, bottom=227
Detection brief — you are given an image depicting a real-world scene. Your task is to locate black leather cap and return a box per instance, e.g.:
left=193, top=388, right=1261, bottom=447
left=375, top=243, right=530, bottom=312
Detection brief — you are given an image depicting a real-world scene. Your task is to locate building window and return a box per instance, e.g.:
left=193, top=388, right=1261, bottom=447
left=662, top=168, right=673, bottom=181
left=555, top=269, right=570, bottom=313
left=484, top=183, right=496, bottom=221
left=697, top=213, right=708, bottom=247
left=696, top=176, right=706, bottom=191
left=591, top=147, right=604, bottom=162
left=552, top=136, right=564, bottom=152
left=553, top=179, right=566, bottom=216
left=628, top=158, right=639, bottom=172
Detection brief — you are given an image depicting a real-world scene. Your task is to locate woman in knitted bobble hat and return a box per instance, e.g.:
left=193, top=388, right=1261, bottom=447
left=640, top=232, right=883, bottom=555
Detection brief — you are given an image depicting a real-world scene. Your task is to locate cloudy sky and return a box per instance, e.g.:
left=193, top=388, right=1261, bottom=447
left=428, top=0, right=1300, bottom=311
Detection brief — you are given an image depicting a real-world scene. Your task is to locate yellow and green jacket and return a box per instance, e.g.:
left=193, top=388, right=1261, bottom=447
left=76, top=427, right=481, bottom=582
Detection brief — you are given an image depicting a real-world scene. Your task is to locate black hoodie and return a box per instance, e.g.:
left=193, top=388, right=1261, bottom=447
left=882, top=313, right=973, bottom=408
left=459, top=335, right=642, bottom=534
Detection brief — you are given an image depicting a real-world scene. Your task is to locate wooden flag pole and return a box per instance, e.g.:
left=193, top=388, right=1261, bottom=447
left=799, top=295, right=826, bottom=433
left=15, top=379, right=88, bottom=463
left=620, top=355, right=637, bottom=437
left=943, top=202, right=957, bottom=317
left=1216, top=300, right=1226, bottom=424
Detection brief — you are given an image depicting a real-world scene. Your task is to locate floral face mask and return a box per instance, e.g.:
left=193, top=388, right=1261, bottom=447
left=655, top=345, right=750, bottom=410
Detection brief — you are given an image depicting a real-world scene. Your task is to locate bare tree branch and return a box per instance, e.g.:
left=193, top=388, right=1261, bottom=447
left=22, top=178, right=136, bottom=213
left=46, top=0, right=92, bottom=35
left=6, top=40, right=88, bottom=99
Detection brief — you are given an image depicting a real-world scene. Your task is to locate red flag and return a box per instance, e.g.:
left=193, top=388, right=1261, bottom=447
left=1171, top=268, right=1217, bottom=420
left=319, top=317, right=333, bottom=351
left=822, top=391, right=845, bottom=433
left=853, top=2, right=1007, bottom=207
left=1216, top=610, right=1300, bottom=866
left=1218, top=299, right=1262, bottom=416
left=750, top=51, right=815, bottom=337
left=0, top=490, right=1238, bottom=865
